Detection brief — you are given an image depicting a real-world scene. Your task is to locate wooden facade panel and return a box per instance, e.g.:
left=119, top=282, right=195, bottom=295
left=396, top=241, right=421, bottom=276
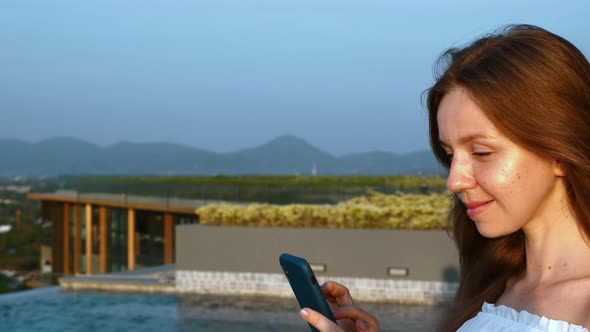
left=85, top=204, right=93, bottom=274
left=127, top=208, right=136, bottom=271
left=99, top=206, right=108, bottom=274
left=164, top=213, right=174, bottom=264
left=74, top=204, right=82, bottom=274
left=63, top=203, right=70, bottom=275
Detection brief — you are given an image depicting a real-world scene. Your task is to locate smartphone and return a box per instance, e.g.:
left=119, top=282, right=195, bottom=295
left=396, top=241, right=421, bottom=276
left=279, top=253, right=337, bottom=332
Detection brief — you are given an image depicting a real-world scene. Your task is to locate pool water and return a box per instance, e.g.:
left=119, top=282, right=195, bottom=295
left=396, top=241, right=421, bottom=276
left=0, top=287, right=446, bottom=331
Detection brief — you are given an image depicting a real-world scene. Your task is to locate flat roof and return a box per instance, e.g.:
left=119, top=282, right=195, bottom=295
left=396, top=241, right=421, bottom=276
left=28, top=191, right=243, bottom=214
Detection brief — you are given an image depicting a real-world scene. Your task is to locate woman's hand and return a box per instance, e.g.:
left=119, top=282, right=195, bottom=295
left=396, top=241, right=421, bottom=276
left=298, top=281, right=380, bottom=332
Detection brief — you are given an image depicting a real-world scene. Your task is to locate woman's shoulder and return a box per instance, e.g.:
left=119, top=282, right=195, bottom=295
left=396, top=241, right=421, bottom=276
left=457, top=302, right=589, bottom=332
left=500, top=274, right=590, bottom=328
left=543, top=276, right=590, bottom=328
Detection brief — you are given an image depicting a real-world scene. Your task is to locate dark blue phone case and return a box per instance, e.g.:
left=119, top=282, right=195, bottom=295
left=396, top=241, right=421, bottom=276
left=279, top=253, right=337, bottom=332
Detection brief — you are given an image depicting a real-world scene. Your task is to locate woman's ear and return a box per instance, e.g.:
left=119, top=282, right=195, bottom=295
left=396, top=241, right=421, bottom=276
left=553, top=160, right=566, bottom=177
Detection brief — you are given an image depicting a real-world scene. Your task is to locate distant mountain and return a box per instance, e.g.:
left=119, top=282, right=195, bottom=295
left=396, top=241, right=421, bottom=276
left=229, top=135, right=338, bottom=174
left=0, top=135, right=443, bottom=177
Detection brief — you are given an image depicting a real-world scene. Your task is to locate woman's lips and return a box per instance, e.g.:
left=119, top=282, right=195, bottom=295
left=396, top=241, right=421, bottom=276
left=465, top=200, right=494, bottom=218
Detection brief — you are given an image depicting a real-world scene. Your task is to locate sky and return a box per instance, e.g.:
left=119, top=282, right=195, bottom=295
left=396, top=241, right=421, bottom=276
left=1, top=0, right=588, bottom=156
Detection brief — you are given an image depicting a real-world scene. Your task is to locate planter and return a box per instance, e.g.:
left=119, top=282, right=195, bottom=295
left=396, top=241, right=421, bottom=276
left=175, top=225, right=459, bottom=304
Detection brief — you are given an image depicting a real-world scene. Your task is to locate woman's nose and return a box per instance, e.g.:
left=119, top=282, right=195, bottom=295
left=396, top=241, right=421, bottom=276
left=446, top=156, right=476, bottom=193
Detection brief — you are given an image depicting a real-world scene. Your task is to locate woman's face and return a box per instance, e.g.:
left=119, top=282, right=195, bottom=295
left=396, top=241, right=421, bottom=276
left=437, top=88, right=564, bottom=238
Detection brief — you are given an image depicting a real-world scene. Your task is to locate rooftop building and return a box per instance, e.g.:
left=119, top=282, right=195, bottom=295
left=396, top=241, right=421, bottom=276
left=27, top=191, right=220, bottom=275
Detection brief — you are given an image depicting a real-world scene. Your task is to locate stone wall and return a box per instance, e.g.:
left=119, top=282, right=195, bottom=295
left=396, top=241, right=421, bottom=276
left=176, top=270, right=458, bottom=304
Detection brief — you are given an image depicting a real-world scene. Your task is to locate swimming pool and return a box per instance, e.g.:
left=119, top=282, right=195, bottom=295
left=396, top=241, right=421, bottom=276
left=0, top=287, right=445, bottom=331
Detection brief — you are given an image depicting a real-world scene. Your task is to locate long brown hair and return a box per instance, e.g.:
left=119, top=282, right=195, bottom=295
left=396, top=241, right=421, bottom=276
left=426, top=25, right=590, bottom=331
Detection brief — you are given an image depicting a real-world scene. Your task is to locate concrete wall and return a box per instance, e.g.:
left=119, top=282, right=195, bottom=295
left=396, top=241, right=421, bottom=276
left=176, top=225, right=459, bottom=282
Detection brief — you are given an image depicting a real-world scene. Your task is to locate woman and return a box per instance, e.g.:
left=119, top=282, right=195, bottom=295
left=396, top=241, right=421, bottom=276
left=298, top=24, right=590, bottom=331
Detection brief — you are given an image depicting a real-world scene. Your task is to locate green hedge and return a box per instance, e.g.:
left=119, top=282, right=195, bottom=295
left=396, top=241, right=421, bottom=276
left=196, top=192, right=452, bottom=230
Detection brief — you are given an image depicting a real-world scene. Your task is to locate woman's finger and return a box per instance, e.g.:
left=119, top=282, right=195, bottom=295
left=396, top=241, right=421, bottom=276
left=299, top=307, right=343, bottom=332
left=333, top=305, right=381, bottom=332
left=321, top=281, right=354, bottom=306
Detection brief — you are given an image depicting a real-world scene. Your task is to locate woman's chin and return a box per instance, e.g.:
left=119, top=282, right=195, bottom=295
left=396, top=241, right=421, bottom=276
left=473, top=222, right=514, bottom=239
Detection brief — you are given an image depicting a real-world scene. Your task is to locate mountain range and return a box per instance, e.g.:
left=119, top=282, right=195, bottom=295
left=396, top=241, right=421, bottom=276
left=0, top=135, right=443, bottom=177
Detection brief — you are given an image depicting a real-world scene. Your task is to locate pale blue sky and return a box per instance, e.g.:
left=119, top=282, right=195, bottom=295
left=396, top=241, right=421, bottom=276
left=1, top=0, right=588, bottom=155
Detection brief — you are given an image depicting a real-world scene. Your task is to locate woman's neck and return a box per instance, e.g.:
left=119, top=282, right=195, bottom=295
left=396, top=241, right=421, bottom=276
left=521, top=204, right=590, bottom=286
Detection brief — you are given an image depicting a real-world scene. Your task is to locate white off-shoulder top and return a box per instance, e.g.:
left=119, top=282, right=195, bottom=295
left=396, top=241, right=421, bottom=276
left=456, top=302, right=588, bottom=332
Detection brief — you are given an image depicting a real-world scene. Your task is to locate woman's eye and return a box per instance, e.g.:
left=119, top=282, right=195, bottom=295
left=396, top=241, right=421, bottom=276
left=473, top=152, right=492, bottom=157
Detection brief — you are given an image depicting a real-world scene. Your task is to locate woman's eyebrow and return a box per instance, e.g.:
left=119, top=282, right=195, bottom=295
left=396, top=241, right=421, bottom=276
left=439, top=134, right=495, bottom=147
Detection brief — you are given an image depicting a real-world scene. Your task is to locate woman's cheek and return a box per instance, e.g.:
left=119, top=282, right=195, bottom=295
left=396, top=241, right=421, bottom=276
left=494, top=159, right=517, bottom=187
